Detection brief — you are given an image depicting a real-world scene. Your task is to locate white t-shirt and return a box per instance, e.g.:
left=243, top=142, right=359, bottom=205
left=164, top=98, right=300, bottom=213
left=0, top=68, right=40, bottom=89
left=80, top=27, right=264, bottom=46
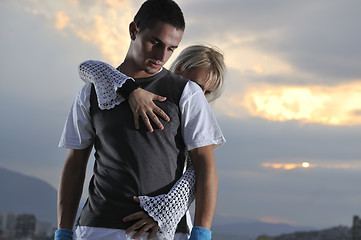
left=74, top=225, right=189, bottom=240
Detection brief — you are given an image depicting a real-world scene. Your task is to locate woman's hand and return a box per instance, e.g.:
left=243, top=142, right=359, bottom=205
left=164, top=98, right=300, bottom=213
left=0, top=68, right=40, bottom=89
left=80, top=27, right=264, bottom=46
left=128, top=88, right=170, bottom=132
left=123, top=196, right=159, bottom=239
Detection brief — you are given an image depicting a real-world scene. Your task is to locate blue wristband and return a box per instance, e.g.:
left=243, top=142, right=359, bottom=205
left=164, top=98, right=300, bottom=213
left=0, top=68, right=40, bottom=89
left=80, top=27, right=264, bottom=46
left=189, top=226, right=212, bottom=240
left=55, top=228, right=73, bottom=240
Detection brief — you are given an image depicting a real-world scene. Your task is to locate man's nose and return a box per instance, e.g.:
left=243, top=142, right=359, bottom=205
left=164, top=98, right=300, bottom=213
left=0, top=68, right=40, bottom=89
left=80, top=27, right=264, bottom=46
left=155, top=47, right=167, bottom=62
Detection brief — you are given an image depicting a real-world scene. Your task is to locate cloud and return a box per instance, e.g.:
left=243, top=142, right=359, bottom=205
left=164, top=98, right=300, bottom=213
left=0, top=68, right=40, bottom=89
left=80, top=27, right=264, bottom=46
left=0, top=0, right=105, bottom=188
left=262, top=162, right=361, bottom=170
left=213, top=116, right=361, bottom=227
left=179, top=1, right=361, bottom=126
left=20, top=0, right=139, bottom=65
left=54, top=11, right=70, bottom=30
left=216, top=81, right=361, bottom=125
left=352, top=109, right=361, bottom=117
left=217, top=162, right=361, bottom=228
left=263, top=163, right=300, bottom=170
left=215, top=117, right=361, bottom=173
left=182, top=0, right=361, bottom=85
left=247, top=82, right=361, bottom=125
left=260, top=216, right=295, bottom=225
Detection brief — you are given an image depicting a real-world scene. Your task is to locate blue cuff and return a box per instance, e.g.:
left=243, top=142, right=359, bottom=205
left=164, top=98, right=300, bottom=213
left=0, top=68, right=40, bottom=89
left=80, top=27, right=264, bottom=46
left=55, top=228, right=73, bottom=240
left=189, top=226, right=212, bottom=240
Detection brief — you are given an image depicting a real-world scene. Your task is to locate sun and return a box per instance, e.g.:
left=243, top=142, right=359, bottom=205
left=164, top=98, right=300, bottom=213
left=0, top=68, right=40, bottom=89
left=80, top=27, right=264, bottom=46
left=302, top=162, right=310, bottom=168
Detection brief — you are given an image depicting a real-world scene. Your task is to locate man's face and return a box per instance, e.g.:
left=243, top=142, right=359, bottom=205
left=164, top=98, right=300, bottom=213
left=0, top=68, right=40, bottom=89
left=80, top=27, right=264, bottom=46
left=129, top=21, right=184, bottom=78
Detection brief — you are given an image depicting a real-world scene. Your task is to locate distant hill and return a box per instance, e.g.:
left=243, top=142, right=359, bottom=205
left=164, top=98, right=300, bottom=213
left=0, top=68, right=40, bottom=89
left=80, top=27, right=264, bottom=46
left=0, top=167, right=57, bottom=225
left=264, top=225, right=351, bottom=240
left=213, top=233, right=255, bottom=240
left=212, top=221, right=314, bottom=239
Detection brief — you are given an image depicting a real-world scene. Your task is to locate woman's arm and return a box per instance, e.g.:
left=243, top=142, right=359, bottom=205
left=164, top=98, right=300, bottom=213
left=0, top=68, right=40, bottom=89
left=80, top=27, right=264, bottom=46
left=137, top=162, right=197, bottom=239
left=78, top=60, right=169, bottom=131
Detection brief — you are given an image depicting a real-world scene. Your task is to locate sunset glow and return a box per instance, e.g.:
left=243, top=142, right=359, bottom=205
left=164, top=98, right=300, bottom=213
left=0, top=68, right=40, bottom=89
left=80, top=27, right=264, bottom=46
left=263, top=162, right=361, bottom=170
left=55, top=11, right=70, bottom=30
left=243, top=82, right=361, bottom=125
left=302, top=162, right=310, bottom=168
left=262, top=163, right=299, bottom=170
left=26, top=1, right=134, bottom=65
left=260, top=216, right=295, bottom=225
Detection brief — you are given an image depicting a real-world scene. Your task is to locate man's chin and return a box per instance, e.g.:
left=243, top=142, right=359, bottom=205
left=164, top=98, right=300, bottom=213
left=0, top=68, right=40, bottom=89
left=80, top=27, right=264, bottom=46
left=144, top=67, right=160, bottom=75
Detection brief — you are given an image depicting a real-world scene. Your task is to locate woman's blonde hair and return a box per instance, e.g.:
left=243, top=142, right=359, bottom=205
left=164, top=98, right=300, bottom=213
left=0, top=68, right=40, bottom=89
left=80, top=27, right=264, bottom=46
left=170, top=44, right=226, bottom=102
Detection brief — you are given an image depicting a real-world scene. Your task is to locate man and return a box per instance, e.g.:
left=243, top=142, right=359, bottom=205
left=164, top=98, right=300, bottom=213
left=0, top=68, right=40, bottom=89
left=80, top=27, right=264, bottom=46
left=56, top=0, right=225, bottom=239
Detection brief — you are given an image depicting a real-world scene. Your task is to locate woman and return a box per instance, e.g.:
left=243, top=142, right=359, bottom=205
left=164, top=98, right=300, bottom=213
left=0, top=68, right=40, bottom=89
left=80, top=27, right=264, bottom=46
left=78, top=44, right=226, bottom=240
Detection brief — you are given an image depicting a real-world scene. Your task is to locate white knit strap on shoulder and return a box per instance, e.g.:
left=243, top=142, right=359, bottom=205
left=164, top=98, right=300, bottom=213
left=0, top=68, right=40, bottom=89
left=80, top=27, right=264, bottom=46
left=78, top=60, right=133, bottom=110
left=139, top=164, right=196, bottom=240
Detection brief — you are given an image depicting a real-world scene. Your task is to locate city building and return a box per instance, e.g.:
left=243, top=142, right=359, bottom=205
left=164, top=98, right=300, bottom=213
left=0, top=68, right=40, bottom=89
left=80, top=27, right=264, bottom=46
left=35, top=221, right=54, bottom=237
left=0, top=212, right=16, bottom=239
left=0, top=212, right=55, bottom=240
left=15, top=214, right=36, bottom=239
left=352, top=215, right=361, bottom=240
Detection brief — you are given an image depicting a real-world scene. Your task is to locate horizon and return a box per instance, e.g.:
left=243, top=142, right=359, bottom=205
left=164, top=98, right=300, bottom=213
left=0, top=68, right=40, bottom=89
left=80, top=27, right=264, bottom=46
left=0, top=166, right=360, bottom=240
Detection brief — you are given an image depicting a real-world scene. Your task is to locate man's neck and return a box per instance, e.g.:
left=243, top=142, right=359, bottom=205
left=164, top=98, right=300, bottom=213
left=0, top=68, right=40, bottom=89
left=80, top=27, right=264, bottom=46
left=117, top=60, right=157, bottom=79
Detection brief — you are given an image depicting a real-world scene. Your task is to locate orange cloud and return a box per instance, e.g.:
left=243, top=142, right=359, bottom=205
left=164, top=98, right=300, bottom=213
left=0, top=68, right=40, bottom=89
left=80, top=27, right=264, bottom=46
left=24, top=1, right=135, bottom=65
left=253, top=64, right=264, bottom=73
left=263, top=161, right=361, bottom=170
left=65, top=1, right=134, bottom=65
left=260, top=216, right=295, bottom=225
left=55, top=11, right=70, bottom=30
left=75, top=14, right=131, bottom=64
left=220, top=81, right=361, bottom=125
left=263, top=163, right=300, bottom=170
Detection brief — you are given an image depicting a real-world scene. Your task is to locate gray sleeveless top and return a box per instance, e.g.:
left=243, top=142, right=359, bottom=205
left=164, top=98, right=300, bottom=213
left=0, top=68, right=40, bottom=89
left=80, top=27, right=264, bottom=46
left=77, top=69, right=189, bottom=233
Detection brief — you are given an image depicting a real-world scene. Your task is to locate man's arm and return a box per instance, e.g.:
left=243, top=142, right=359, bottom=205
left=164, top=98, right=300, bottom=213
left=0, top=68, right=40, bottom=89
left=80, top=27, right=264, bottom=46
left=189, top=145, right=218, bottom=230
left=57, top=146, right=92, bottom=230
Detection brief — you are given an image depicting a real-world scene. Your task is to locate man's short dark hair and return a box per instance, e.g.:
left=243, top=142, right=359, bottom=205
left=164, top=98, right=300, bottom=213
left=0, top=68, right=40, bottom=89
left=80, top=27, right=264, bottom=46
left=134, top=0, right=185, bottom=32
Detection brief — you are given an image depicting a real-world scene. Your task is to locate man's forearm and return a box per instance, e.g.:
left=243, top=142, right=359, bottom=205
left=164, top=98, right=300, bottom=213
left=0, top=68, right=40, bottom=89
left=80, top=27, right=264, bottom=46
left=193, top=163, right=218, bottom=229
left=190, top=145, right=218, bottom=230
left=57, top=148, right=91, bottom=230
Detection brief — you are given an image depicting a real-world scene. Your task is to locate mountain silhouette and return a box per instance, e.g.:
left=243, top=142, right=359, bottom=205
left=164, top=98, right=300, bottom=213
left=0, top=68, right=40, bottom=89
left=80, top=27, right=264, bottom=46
left=0, top=167, right=57, bottom=225
left=213, top=221, right=314, bottom=238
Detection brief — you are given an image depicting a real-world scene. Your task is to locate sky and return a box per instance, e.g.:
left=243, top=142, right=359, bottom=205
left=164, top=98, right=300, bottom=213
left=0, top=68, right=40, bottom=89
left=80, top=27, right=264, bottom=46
left=1, top=0, right=361, bottom=229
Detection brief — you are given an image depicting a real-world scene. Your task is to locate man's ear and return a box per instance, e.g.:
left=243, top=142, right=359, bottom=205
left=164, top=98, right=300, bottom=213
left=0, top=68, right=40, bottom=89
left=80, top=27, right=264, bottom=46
left=129, top=21, right=138, bottom=41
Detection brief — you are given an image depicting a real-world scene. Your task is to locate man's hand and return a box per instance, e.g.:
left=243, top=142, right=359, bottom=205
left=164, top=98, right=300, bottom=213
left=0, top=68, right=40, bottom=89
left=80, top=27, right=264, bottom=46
left=128, top=88, right=170, bottom=132
left=123, top=196, right=159, bottom=239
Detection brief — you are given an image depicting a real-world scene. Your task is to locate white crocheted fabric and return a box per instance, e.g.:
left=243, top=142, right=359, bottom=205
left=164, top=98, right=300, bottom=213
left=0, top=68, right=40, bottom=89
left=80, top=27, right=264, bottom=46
left=139, top=165, right=196, bottom=240
left=79, top=60, right=132, bottom=110
left=78, top=60, right=197, bottom=239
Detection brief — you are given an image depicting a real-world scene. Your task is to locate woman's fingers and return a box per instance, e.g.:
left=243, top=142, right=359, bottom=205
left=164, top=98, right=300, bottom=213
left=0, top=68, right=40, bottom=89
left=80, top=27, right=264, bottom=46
left=128, top=88, right=170, bottom=132
left=147, top=225, right=160, bottom=239
left=123, top=211, right=159, bottom=239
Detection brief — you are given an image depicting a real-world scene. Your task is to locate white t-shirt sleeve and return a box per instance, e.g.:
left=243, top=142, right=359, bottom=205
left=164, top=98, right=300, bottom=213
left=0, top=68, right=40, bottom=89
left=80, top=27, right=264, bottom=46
left=180, top=81, right=226, bottom=151
left=58, top=83, right=95, bottom=149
